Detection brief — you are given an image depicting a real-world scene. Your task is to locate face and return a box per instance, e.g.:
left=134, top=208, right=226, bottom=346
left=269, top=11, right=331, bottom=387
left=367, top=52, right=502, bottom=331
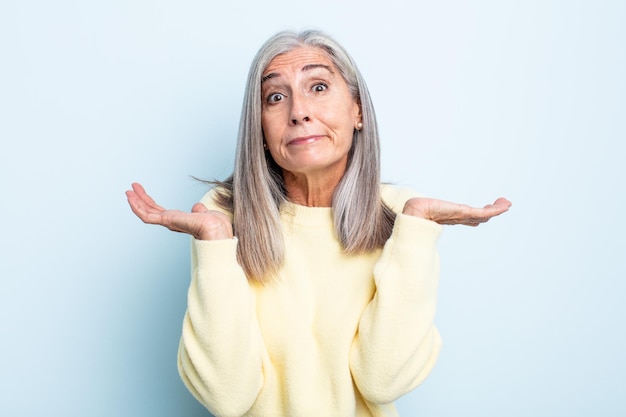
left=260, top=47, right=361, bottom=180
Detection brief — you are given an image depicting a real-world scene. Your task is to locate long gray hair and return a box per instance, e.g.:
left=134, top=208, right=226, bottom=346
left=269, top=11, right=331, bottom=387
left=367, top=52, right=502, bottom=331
left=213, top=29, right=396, bottom=282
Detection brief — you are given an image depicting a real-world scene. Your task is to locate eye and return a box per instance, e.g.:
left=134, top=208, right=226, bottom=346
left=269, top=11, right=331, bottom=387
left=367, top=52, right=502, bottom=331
left=312, top=83, right=327, bottom=93
left=267, top=93, right=285, bottom=103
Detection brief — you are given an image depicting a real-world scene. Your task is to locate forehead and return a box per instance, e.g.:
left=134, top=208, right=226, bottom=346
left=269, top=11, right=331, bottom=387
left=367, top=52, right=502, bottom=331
left=263, top=46, right=335, bottom=76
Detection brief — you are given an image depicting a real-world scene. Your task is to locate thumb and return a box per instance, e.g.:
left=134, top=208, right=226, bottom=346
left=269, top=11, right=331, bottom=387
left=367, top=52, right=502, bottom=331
left=191, top=202, right=209, bottom=213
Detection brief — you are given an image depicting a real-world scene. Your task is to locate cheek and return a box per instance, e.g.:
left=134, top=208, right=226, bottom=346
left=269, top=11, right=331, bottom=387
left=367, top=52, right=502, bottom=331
left=336, top=98, right=359, bottom=129
left=335, top=110, right=357, bottom=137
left=261, top=114, right=279, bottom=142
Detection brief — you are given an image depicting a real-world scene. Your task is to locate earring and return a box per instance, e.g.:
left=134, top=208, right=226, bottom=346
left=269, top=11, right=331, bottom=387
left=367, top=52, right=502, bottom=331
left=263, top=142, right=268, bottom=150
left=356, top=122, right=363, bottom=131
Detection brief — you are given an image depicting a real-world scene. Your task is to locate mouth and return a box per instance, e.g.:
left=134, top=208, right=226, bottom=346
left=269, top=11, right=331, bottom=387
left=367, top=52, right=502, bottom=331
left=287, top=135, right=324, bottom=146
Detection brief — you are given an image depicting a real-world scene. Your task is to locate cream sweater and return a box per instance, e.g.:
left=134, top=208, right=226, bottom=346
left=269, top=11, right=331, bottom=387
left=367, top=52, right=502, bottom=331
left=177, top=185, right=443, bottom=417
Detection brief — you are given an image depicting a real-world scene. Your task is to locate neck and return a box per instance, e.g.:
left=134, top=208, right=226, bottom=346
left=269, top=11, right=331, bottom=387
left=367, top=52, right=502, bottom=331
left=283, top=170, right=343, bottom=207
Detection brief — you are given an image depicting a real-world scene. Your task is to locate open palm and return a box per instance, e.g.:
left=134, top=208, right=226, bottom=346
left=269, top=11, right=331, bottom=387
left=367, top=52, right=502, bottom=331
left=403, top=197, right=512, bottom=227
left=125, top=183, right=233, bottom=240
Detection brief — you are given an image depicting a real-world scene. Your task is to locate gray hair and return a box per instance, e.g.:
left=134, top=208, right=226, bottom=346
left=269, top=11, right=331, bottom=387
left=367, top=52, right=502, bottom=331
left=213, top=29, right=395, bottom=282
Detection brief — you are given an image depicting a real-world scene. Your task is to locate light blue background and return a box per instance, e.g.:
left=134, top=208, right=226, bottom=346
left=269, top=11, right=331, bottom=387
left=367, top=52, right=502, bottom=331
left=1, top=0, right=624, bottom=416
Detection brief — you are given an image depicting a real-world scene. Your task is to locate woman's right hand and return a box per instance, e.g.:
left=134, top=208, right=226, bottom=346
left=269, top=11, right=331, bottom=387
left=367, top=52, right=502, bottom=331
left=125, top=183, right=233, bottom=240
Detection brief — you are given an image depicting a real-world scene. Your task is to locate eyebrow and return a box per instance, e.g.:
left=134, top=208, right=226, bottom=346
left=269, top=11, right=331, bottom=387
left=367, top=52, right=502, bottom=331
left=261, top=63, right=334, bottom=84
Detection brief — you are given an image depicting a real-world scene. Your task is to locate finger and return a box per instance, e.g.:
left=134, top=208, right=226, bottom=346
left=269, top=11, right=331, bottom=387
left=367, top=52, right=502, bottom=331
left=482, top=198, right=511, bottom=209
left=126, top=189, right=146, bottom=214
left=158, top=209, right=193, bottom=231
left=492, top=197, right=512, bottom=210
left=126, top=187, right=170, bottom=225
left=126, top=192, right=151, bottom=221
left=480, top=200, right=511, bottom=218
left=126, top=192, right=159, bottom=223
left=130, top=183, right=154, bottom=207
left=131, top=183, right=166, bottom=211
left=131, top=182, right=145, bottom=194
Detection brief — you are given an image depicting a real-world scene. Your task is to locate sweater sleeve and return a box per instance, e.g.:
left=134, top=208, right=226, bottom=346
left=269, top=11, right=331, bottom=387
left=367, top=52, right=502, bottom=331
left=349, top=213, right=443, bottom=405
left=177, top=191, right=265, bottom=417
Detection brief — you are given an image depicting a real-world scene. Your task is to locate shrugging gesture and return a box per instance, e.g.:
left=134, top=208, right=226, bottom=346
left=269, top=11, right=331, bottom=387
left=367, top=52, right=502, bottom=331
left=126, top=29, right=513, bottom=417
left=127, top=182, right=511, bottom=234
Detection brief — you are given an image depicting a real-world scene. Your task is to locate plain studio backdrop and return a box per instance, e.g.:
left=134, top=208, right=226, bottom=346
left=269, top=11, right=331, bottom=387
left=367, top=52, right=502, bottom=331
left=1, top=0, right=624, bottom=416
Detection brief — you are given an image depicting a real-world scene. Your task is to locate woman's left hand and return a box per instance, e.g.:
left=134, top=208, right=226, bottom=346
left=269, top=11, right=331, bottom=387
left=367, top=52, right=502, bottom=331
left=403, top=197, right=512, bottom=226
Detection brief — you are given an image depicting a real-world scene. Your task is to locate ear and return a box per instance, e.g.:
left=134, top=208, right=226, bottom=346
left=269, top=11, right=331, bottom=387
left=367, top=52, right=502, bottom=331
left=353, top=99, right=362, bottom=127
left=354, top=115, right=363, bottom=131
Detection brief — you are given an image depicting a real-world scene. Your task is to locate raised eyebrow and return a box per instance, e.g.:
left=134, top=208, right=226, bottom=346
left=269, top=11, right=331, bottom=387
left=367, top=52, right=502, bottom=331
left=261, top=63, right=334, bottom=84
left=301, top=63, right=334, bottom=74
left=261, top=73, right=279, bottom=84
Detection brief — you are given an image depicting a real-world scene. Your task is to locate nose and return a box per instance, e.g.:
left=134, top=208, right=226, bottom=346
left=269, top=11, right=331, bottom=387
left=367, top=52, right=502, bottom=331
left=289, top=93, right=311, bottom=126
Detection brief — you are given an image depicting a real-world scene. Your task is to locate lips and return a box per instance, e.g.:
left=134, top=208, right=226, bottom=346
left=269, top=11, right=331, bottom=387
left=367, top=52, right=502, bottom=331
left=287, top=135, right=324, bottom=146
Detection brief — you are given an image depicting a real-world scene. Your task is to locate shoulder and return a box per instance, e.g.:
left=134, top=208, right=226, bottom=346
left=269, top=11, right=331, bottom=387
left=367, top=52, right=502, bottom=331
left=380, top=184, right=423, bottom=214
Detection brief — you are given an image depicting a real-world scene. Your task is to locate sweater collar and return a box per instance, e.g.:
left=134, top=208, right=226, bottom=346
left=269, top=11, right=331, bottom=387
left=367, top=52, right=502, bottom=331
left=280, top=200, right=333, bottom=227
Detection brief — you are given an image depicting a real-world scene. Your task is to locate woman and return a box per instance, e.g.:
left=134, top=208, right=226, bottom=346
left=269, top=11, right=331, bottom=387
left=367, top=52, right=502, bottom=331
left=126, top=30, right=511, bottom=417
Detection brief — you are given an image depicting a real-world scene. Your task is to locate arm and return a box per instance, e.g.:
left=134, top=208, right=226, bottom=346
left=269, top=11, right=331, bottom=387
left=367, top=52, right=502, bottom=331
left=350, top=192, right=511, bottom=403
left=126, top=183, right=265, bottom=416
left=350, top=214, right=443, bottom=404
left=178, top=237, right=264, bottom=416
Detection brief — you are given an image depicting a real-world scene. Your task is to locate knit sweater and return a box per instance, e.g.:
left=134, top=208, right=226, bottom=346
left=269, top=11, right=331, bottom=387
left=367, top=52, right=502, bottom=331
left=177, top=185, right=443, bottom=417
